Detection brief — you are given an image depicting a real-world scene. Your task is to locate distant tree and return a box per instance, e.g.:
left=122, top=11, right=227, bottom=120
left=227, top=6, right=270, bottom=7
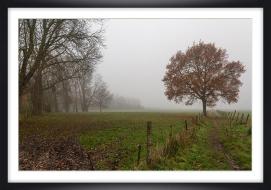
left=78, top=70, right=97, bottom=112
left=93, top=75, right=113, bottom=112
left=162, top=41, right=245, bottom=116
left=109, top=95, right=143, bottom=109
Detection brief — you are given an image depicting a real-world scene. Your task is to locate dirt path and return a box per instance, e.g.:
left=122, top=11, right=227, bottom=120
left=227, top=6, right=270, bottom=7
left=208, top=115, right=240, bottom=170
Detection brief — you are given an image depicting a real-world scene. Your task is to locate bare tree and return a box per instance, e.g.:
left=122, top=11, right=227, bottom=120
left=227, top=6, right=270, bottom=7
left=92, top=75, right=113, bottom=112
left=19, top=19, right=104, bottom=114
left=162, top=41, right=245, bottom=116
left=78, top=70, right=98, bottom=112
left=109, top=95, right=143, bottom=109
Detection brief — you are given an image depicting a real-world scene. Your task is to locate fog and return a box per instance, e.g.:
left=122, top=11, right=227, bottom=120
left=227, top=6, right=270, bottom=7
left=97, top=19, right=252, bottom=111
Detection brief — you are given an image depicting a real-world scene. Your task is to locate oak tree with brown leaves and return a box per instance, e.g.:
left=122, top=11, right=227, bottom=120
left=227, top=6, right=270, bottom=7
left=162, top=41, right=245, bottom=116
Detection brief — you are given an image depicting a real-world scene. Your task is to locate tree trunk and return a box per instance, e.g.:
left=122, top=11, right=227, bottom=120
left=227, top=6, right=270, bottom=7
left=19, top=94, right=23, bottom=113
left=31, top=72, right=43, bottom=115
left=62, top=81, right=70, bottom=113
left=80, top=81, right=87, bottom=112
left=82, top=104, right=88, bottom=112
left=75, top=99, right=78, bottom=112
left=52, top=86, right=58, bottom=112
left=202, top=99, right=207, bottom=116
left=99, top=104, right=102, bottom=112
left=74, top=83, right=78, bottom=112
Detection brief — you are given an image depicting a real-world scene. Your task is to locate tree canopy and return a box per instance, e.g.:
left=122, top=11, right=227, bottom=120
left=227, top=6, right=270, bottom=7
left=162, top=41, right=245, bottom=116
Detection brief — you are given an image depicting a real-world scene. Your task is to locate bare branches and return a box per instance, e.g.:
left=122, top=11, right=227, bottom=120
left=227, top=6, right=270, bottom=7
left=19, top=19, right=104, bottom=97
left=19, top=19, right=105, bottom=114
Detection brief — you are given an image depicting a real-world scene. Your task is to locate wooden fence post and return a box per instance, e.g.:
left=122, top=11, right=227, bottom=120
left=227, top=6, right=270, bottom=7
left=240, top=113, right=244, bottom=124
left=137, top=144, right=141, bottom=166
left=229, top=112, right=232, bottom=126
left=169, top=125, right=173, bottom=138
left=235, top=112, right=239, bottom=122
left=146, top=121, right=152, bottom=166
left=185, top=120, right=188, bottom=130
left=228, top=112, right=232, bottom=123
left=245, top=114, right=250, bottom=125
left=231, top=110, right=236, bottom=121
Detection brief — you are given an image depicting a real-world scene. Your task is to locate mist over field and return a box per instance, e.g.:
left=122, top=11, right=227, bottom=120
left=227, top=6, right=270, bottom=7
left=98, top=19, right=252, bottom=111
left=18, top=18, right=253, bottom=172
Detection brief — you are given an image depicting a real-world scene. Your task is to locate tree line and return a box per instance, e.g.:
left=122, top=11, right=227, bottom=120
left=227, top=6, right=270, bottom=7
left=19, top=19, right=112, bottom=115
left=19, top=20, right=244, bottom=116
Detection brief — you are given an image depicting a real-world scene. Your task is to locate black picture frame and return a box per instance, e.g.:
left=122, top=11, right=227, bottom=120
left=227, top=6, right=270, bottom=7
left=1, top=0, right=269, bottom=189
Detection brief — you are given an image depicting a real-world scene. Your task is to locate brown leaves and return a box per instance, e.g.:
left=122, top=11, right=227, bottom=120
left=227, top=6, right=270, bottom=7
left=19, top=136, right=94, bottom=170
left=162, top=41, right=245, bottom=108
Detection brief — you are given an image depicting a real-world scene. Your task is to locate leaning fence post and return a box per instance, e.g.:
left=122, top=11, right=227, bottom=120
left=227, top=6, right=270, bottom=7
left=240, top=113, right=244, bottom=124
left=235, top=112, right=239, bottom=122
left=231, top=110, right=236, bottom=121
left=169, top=125, right=173, bottom=138
left=245, top=114, right=250, bottom=125
left=229, top=112, right=232, bottom=125
left=229, top=112, right=232, bottom=126
left=137, top=144, right=141, bottom=166
left=185, top=120, right=188, bottom=130
left=146, top=121, right=152, bottom=166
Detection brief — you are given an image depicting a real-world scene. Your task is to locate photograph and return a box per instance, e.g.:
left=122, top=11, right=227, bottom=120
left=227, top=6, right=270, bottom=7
left=18, top=18, right=252, bottom=171
left=7, top=8, right=263, bottom=183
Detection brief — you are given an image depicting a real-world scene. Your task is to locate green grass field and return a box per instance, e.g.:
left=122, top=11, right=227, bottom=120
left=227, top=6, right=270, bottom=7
left=19, top=111, right=251, bottom=170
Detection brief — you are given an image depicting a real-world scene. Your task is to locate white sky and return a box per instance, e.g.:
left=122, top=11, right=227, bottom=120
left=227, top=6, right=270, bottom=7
left=97, top=19, right=252, bottom=111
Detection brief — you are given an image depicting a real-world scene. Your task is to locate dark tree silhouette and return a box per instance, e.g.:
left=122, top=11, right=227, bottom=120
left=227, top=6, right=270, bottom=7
left=19, top=19, right=104, bottom=115
left=162, top=41, right=245, bottom=116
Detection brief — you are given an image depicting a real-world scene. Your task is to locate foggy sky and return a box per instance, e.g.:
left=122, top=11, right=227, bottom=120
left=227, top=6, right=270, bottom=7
left=97, top=19, right=252, bottom=111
